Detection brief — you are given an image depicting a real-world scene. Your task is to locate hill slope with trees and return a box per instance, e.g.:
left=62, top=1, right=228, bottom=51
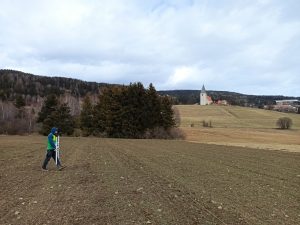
left=0, top=69, right=112, bottom=101
left=158, top=90, right=299, bottom=107
left=0, top=69, right=112, bottom=134
left=1, top=69, right=298, bottom=135
left=0, top=70, right=179, bottom=137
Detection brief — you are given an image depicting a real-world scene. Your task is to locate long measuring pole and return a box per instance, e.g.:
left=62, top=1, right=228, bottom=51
left=55, top=135, right=60, bottom=165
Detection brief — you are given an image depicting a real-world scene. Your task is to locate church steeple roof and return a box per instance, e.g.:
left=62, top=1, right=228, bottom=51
left=201, top=85, right=206, bottom=93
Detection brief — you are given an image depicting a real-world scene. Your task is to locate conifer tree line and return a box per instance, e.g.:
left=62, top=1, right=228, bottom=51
left=36, top=82, right=178, bottom=138
left=80, top=83, right=176, bottom=138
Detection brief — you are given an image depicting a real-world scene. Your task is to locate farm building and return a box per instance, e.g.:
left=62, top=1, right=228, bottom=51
left=274, top=99, right=300, bottom=113
left=275, top=99, right=300, bottom=106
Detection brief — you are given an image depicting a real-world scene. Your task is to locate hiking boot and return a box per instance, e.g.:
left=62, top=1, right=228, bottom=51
left=42, top=167, right=48, bottom=171
left=57, top=165, right=66, bottom=171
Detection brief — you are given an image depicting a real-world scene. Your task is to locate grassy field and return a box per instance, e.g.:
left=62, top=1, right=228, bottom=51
left=0, top=136, right=299, bottom=225
left=175, top=105, right=300, bottom=152
left=176, top=105, right=300, bottom=129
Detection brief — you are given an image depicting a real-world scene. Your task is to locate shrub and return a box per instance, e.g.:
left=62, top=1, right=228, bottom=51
left=73, top=128, right=82, bottom=137
left=144, top=127, right=185, bottom=140
left=276, top=117, right=292, bottom=129
left=202, top=120, right=212, bottom=128
left=0, top=119, right=29, bottom=135
left=169, top=127, right=186, bottom=139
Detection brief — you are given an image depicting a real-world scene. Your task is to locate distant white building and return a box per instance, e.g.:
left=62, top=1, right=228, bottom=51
left=274, top=99, right=300, bottom=113
left=275, top=99, right=300, bottom=106
left=200, top=85, right=212, bottom=105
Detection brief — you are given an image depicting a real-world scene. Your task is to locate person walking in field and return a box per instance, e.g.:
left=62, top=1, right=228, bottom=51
left=42, top=127, right=64, bottom=171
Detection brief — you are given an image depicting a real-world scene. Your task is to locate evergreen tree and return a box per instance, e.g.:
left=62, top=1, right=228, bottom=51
left=41, top=103, right=74, bottom=135
left=40, top=117, right=55, bottom=135
left=15, top=95, right=25, bottom=109
left=106, top=87, right=125, bottom=137
left=94, top=87, right=126, bottom=137
left=145, top=83, right=161, bottom=129
left=38, top=94, right=74, bottom=135
left=160, top=96, right=175, bottom=129
left=93, top=88, right=112, bottom=135
left=80, top=96, right=94, bottom=136
left=124, top=83, right=147, bottom=138
left=37, top=94, right=59, bottom=123
left=15, top=95, right=26, bottom=119
left=54, top=103, right=75, bottom=135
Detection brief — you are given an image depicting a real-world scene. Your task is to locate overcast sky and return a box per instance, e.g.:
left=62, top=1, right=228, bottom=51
left=0, top=0, right=299, bottom=96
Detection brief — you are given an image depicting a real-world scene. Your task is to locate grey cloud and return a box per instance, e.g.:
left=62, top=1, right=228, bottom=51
left=0, top=0, right=299, bottom=96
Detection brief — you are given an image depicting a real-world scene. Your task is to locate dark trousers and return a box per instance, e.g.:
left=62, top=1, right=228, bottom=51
left=42, top=150, right=61, bottom=169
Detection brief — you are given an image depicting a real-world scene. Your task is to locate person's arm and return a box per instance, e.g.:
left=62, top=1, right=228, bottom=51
left=48, top=134, right=56, bottom=149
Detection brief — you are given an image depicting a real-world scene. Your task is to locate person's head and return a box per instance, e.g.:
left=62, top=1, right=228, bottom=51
left=51, top=127, right=58, bottom=135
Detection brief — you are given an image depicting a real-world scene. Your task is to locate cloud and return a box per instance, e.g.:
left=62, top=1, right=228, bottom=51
left=165, top=66, right=196, bottom=88
left=0, top=0, right=299, bottom=96
left=162, top=66, right=214, bottom=89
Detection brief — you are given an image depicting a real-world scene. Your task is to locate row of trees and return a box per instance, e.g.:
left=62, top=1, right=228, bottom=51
left=37, top=83, right=178, bottom=138
left=80, top=83, right=176, bottom=138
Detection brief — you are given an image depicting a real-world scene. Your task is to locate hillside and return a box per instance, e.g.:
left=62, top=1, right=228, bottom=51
left=0, top=70, right=115, bottom=132
left=1, top=69, right=298, bottom=106
left=175, top=105, right=300, bottom=151
left=176, top=105, right=300, bottom=129
left=0, top=69, right=113, bottom=101
left=159, top=90, right=299, bottom=106
left=1, top=69, right=299, bottom=135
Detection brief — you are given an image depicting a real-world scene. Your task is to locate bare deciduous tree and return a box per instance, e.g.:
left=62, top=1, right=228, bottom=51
left=276, top=117, right=293, bottom=129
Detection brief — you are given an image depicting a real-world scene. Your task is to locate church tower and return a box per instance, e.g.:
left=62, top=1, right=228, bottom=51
left=200, top=85, right=207, bottom=105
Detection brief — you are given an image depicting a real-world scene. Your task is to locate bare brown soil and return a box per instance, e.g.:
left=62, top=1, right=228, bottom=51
left=0, top=136, right=299, bottom=225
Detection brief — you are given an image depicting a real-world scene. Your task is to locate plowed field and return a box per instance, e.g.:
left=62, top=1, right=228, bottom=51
left=0, top=136, right=299, bottom=225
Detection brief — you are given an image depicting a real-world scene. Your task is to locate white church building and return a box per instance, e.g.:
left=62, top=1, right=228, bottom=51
left=200, top=85, right=213, bottom=105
